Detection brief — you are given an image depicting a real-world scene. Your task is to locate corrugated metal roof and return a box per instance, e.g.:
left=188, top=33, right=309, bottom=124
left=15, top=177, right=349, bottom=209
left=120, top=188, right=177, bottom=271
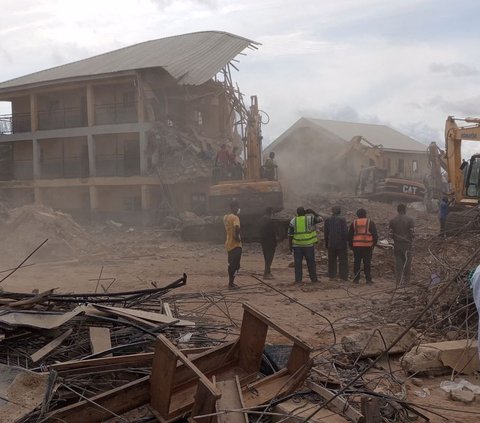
left=266, top=118, right=427, bottom=153
left=0, top=31, right=257, bottom=93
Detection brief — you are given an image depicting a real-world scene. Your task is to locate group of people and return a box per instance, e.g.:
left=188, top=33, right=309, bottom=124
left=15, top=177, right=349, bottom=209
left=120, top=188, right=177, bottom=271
left=214, top=143, right=279, bottom=183
left=214, top=144, right=244, bottom=181
left=223, top=201, right=416, bottom=289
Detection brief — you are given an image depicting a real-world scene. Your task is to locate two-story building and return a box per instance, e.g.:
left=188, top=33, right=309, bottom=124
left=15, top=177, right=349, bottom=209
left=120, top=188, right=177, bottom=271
left=0, top=31, right=256, bottom=223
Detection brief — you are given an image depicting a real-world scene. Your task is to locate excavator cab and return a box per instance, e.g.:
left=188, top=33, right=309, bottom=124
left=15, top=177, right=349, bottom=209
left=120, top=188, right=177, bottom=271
left=464, top=154, right=480, bottom=198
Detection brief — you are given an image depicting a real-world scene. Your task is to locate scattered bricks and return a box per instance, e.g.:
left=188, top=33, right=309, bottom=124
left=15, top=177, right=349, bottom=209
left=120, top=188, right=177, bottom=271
left=341, top=325, right=418, bottom=358
left=402, top=340, right=480, bottom=375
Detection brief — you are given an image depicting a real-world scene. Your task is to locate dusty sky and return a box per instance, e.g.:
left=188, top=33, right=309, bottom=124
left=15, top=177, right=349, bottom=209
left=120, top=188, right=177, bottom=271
left=0, top=0, right=479, bottom=148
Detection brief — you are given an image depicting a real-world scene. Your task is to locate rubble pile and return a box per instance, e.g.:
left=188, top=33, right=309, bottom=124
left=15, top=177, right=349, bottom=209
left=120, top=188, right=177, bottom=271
left=0, top=205, right=102, bottom=263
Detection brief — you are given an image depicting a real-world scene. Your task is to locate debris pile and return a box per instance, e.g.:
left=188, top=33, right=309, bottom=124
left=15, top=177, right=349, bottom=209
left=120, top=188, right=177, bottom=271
left=0, top=205, right=102, bottom=263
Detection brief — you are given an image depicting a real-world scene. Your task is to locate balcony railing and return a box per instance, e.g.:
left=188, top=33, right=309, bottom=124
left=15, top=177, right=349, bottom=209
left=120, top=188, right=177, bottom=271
left=0, top=113, right=31, bottom=135
left=0, top=102, right=138, bottom=135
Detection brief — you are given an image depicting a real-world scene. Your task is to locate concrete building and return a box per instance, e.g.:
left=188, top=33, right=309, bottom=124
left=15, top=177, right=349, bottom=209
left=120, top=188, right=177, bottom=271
left=0, top=31, right=256, bottom=223
left=265, top=117, right=429, bottom=196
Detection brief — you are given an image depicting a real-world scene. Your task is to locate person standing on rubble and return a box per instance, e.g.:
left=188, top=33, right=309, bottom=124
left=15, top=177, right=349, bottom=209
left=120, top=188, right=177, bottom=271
left=389, top=203, right=415, bottom=285
left=324, top=206, right=349, bottom=281
left=348, top=208, right=378, bottom=284
left=259, top=207, right=277, bottom=279
left=439, top=197, right=449, bottom=236
left=224, top=201, right=242, bottom=289
left=289, top=207, right=321, bottom=283
left=263, top=152, right=278, bottom=180
left=214, top=144, right=229, bottom=181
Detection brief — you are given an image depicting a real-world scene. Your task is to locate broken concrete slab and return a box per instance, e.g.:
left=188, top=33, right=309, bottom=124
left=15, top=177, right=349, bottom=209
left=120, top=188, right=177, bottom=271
left=402, top=340, right=480, bottom=375
left=450, top=388, right=475, bottom=404
left=341, top=325, right=418, bottom=358
left=0, top=364, right=48, bottom=423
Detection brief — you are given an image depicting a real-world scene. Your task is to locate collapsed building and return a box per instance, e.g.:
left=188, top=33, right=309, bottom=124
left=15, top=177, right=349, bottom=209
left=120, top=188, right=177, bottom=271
left=0, top=31, right=256, bottom=223
left=265, top=118, right=429, bottom=199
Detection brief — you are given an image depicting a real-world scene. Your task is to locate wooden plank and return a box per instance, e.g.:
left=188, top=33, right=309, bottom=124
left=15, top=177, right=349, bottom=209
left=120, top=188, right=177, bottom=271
left=215, top=377, right=248, bottom=423
left=150, top=336, right=178, bottom=416
left=30, top=328, right=72, bottom=363
left=286, top=343, right=310, bottom=373
left=8, top=289, right=55, bottom=307
left=238, top=308, right=268, bottom=374
left=49, top=352, right=154, bottom=375
left=307, top=381, right=363, bottom=423
left=89, top=327, right=112, bottom=357
left=190, top=378, right=219, bottom=423
left=163, top=303, right=173, bottom=318
left=44, top=376, right=150, bottom=423
left=93, top=304, right=194, bottom=326
left=174, top=341, right=237, bottom=387
left=242, top=303, right=312, bottom=351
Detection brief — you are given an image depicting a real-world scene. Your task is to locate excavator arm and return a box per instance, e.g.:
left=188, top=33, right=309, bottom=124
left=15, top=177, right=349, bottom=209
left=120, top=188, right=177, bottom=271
left=333, top=135, right=385, bottom=168
left=445, top=116, right=480, bottom=204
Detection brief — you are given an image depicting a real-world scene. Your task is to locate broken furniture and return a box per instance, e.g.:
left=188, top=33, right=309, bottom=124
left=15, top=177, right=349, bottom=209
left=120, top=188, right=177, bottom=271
left=44, top=303, right=311, bottom=422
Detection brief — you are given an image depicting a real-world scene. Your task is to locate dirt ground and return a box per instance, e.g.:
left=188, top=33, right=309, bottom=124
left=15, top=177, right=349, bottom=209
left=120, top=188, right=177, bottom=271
left=1, top=203, right=479, bottom=422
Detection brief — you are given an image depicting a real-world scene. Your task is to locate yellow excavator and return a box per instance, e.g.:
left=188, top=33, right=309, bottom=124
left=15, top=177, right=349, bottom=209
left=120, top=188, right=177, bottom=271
left=429, top=116, right=480, bottom=232
left=335, top=136, right=425, bottom=202
left=208, top=96, right=284, bottom=218
left=182, top=96, right=287, bottom=241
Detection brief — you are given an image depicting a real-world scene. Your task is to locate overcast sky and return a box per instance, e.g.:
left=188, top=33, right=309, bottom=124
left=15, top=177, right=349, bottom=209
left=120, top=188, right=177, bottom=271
left=1, top=0, right=479, bottom=148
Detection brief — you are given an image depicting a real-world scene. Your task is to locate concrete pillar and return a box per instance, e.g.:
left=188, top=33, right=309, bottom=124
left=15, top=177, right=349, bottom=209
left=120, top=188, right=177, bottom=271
left=32, top=138, right=41, bottom=179
left=139, top=129, right=148, bottom=175
left=141, top=184, right=152, bottom=225
left=141, top=184, right=151, bottom=209
left=89, top=186, right=99, bottom=210
left=30, top=93, right=38, bottom=132
left=34, top=187, right=42, bottom=204
left=87, top=134, right=96, bottom=177
left=86, top=84, right=95, bottom=127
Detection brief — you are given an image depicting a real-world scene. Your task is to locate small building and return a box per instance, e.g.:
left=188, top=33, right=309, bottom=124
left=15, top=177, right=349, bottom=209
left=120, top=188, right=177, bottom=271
left=0, top=31, right=256, bottom=223
left=265, top=117, right=429, bottom=196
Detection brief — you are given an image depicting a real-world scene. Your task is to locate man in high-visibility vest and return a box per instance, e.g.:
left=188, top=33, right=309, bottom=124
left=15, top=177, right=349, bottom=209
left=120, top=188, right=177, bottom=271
left=288, top=207, right=321, bottom=283
left=348, top=208, right=378, bottom=284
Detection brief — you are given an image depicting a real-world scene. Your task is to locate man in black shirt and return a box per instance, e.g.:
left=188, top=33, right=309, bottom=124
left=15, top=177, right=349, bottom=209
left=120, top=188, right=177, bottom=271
left=259, top=207, right=277, bottom=279
left=324, top=206, right=349, bottom=281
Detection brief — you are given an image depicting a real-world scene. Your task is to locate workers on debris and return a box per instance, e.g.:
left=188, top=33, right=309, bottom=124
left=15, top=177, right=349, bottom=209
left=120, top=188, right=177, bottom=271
left=324, top=206, right=349, bottom=281
left=439, top=197, right=449, bottom=236
left=389, top=203, right=415, bottom=285
left=289, top=207, right=321, bottom=283
left=214, top=144, right=230, bottom=182
left=348, top=208, right=378, bottom=284
left=263, top=151, right=278, bottom=180
left=224, top=200, right=242, bottom=290
left=259, top=207, right=277, bottom=279
left=229, top=146, right=244, bottom=180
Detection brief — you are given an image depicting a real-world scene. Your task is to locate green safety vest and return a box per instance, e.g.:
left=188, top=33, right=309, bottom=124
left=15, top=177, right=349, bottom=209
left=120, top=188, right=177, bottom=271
left=292, top=215, right=318, bottom=247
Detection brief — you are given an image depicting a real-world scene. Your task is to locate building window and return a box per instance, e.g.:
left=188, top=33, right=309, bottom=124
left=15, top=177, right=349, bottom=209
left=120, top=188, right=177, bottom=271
left=124, top=196, right=141, bottom=211
left=48, top=99, right=60, bottom=112
left=412, top=160, right=418, bottom=173
left=398, top=159, right=404, bottom=174
left=122, top=91, right=135, bottom=108
left=386, top=158, right=391, bottom=172
left=369, top=159, right=375, bottom=167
